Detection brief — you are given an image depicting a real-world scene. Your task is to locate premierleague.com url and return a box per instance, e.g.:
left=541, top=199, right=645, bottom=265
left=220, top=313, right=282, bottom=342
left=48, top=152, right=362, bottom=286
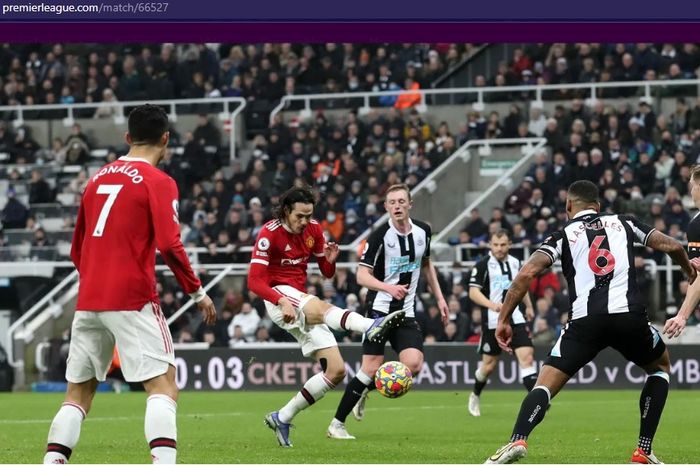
left=1, top=2, right=169, bottom=15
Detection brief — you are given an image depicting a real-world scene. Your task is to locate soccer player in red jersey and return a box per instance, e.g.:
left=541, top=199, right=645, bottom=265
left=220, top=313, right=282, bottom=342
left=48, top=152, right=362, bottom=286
left=248, top=185, right=405, bottom=447
left=43, top=105, right=216, bottom=465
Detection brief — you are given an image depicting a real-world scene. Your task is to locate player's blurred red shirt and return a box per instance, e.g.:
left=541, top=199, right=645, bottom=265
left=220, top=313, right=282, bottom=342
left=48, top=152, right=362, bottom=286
left=248, top=219, right=335, bottom=304
left=71, top=156, right=201, bottom=311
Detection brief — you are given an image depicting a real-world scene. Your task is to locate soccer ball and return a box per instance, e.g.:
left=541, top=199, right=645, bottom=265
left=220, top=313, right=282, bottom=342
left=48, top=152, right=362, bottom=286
left=375, top=361, right=413, bottom=398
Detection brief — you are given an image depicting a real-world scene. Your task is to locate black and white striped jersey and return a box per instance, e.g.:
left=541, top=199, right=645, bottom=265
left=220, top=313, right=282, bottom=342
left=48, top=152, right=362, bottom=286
left=469, top=253, right=527, bottom=329
left=359, top=219, right=431, bottom=317
left=535, top=209, right=655, bottom=320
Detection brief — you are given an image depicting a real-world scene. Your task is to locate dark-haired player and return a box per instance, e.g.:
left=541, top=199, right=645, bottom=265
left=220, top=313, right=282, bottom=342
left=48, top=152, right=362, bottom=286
left=485, top=180, right=696, bottom=464
left=248, top=185, right=405, bottom=448
left=44, top=104, right=217, bottom=464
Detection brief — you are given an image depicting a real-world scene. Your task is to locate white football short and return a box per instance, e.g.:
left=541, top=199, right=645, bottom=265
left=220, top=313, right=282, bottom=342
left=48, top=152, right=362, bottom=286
left=65, top=302, right=175, bottom=383
left=264, top=284, right=338, bottom=357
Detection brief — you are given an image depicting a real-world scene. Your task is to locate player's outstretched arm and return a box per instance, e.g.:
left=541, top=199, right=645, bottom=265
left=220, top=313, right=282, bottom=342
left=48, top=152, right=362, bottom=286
left=664, top=276, right=700, bottom=338
left=495, top=251, right=551, bottom=352
left=150, top=178, right=205, bottom=297
left=646, top=230, right=696, bottom=284
left=499, top=251, right=552, bottom=325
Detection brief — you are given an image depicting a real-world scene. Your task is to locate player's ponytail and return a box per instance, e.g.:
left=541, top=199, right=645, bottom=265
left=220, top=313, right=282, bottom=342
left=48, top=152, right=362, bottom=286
left=274, top=184, right=316, bottom=220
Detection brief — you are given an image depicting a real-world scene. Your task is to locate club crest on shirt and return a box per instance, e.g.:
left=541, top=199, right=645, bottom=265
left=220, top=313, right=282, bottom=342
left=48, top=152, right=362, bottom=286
left=306, top=236, right=315, bottom=249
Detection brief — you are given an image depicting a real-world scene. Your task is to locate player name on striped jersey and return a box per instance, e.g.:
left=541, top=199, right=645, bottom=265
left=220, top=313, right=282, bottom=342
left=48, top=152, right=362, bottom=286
left=534, top=210, right=654, bottom=320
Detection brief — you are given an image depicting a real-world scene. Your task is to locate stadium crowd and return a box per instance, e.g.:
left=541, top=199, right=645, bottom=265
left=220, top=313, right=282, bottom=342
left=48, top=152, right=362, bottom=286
left=3, top=43, right=700, bottom=352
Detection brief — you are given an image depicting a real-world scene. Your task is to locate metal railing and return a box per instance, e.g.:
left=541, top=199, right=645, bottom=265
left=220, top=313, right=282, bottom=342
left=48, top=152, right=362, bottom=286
left=432, top=138, right=548, bottom=244
left=7, top=268, right=78, bottom=368
left=0, top=96, right=247, bottom=161
left=270, top=78, right=700, bottom=123
left=348, top=137, right=547, bottom=252
left=166, top=264, right=235, bottom=326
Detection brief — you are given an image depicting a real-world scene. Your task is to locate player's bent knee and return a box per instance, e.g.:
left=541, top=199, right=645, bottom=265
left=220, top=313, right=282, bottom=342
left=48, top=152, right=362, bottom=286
left=65, top=379, right=99, bottom=414
left=143, top=369, right=179, bottom=401
left=644, top=350, right=671, bottom=375
left=300, top=297, right=330, bottom=324
left=326, top=365, right=346, bottom=385
left=406, top=360, right=422, bottom=375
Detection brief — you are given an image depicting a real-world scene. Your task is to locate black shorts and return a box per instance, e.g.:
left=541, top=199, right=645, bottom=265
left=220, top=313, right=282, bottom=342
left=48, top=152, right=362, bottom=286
left=363, top=311, right=423, bottom=356
left=478, top=324, right=533, bottom=356
left=545, top=312, right=666, bottom=377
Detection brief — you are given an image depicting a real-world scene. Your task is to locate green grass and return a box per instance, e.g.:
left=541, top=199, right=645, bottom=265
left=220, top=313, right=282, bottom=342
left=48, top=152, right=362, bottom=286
left=1, top=389, right=698, bottom=463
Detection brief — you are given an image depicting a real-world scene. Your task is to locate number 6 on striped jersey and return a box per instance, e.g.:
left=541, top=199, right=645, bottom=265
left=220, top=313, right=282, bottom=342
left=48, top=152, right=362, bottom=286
left=92, top=184, right=123, bottom=237
left=588, top=235, right=616, bottom=276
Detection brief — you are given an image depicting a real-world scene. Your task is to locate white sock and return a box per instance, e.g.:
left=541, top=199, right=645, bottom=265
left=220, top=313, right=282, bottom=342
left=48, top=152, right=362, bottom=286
left=475, top=367, right=488, bottom=383
left=145, top=394, right=177, bottom=464
left=44, top=402, right=86, bottom=464
left=520, top=365, right=537, bottom=381
left=323, top=307, right=372, bottom=333
left=357, top=369, right=373, bottom=387
left=278, top=372, right=336, bottom=423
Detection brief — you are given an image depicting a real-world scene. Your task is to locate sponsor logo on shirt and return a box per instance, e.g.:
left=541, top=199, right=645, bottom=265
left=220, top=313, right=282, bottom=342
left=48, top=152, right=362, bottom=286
left=389, top=256, right=419, bottom=274
left=492, top=274, right=512, bottom=291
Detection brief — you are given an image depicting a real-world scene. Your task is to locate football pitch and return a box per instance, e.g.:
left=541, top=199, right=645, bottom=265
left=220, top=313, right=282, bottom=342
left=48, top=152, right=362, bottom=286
left=1, top=389, right=699, bottom=463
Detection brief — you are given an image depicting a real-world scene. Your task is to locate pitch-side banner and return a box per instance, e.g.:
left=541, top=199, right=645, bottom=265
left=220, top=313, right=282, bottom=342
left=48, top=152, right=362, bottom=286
left=174, top=344, right=700, bottom=391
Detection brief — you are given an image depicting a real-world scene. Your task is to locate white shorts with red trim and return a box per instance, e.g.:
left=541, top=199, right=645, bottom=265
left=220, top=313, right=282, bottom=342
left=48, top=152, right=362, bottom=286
left=265, top=285, right=337, bottom=357
left=65, top=302, right=175, bottom=383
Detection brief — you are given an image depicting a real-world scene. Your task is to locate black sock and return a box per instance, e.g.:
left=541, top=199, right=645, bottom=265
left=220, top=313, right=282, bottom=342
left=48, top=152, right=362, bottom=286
left=638, top=373, right=669, bottom=454
left=510, top=387, right=550, bottom=442
left=474, top=369, right=487, bottom=396
left=367, top=380, right=376, bottom=392
left=522, top=373, right=538, bottom=391
left=334, top=375, right=371, bottom=423
left=474, top=379, right=487, bottom=396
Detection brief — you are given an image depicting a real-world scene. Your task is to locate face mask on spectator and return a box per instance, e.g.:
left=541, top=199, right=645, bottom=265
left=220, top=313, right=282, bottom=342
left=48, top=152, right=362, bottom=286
left=327, top=212, right=336, bottom=223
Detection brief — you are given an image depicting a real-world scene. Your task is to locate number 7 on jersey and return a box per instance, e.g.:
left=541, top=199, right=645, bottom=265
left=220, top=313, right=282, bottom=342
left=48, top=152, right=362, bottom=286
left=92, top=184, right=123, bottom=237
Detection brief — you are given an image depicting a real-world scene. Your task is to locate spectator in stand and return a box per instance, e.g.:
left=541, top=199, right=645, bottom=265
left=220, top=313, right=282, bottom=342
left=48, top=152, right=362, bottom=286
left=63, top=123, right=90, bottom=165
left=462, top=208, right=489, bottom=245
left=93, top=88, right=120, bottom=118
left=227, top=302, right=261, bottom=342
left=1, top=188, right=29, bottom=229
left=29, top=169, right=53, bottom=204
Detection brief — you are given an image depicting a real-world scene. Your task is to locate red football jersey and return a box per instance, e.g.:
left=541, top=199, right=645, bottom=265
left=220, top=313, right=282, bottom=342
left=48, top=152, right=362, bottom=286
left=248, top=219, right=334, bottom=304
left=71, top=156, right=202, bottom=311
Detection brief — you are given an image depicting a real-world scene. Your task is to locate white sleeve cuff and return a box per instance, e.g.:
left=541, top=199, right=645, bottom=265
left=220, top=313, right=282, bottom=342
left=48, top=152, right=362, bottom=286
left=189, top=286, right=207, bottom=303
